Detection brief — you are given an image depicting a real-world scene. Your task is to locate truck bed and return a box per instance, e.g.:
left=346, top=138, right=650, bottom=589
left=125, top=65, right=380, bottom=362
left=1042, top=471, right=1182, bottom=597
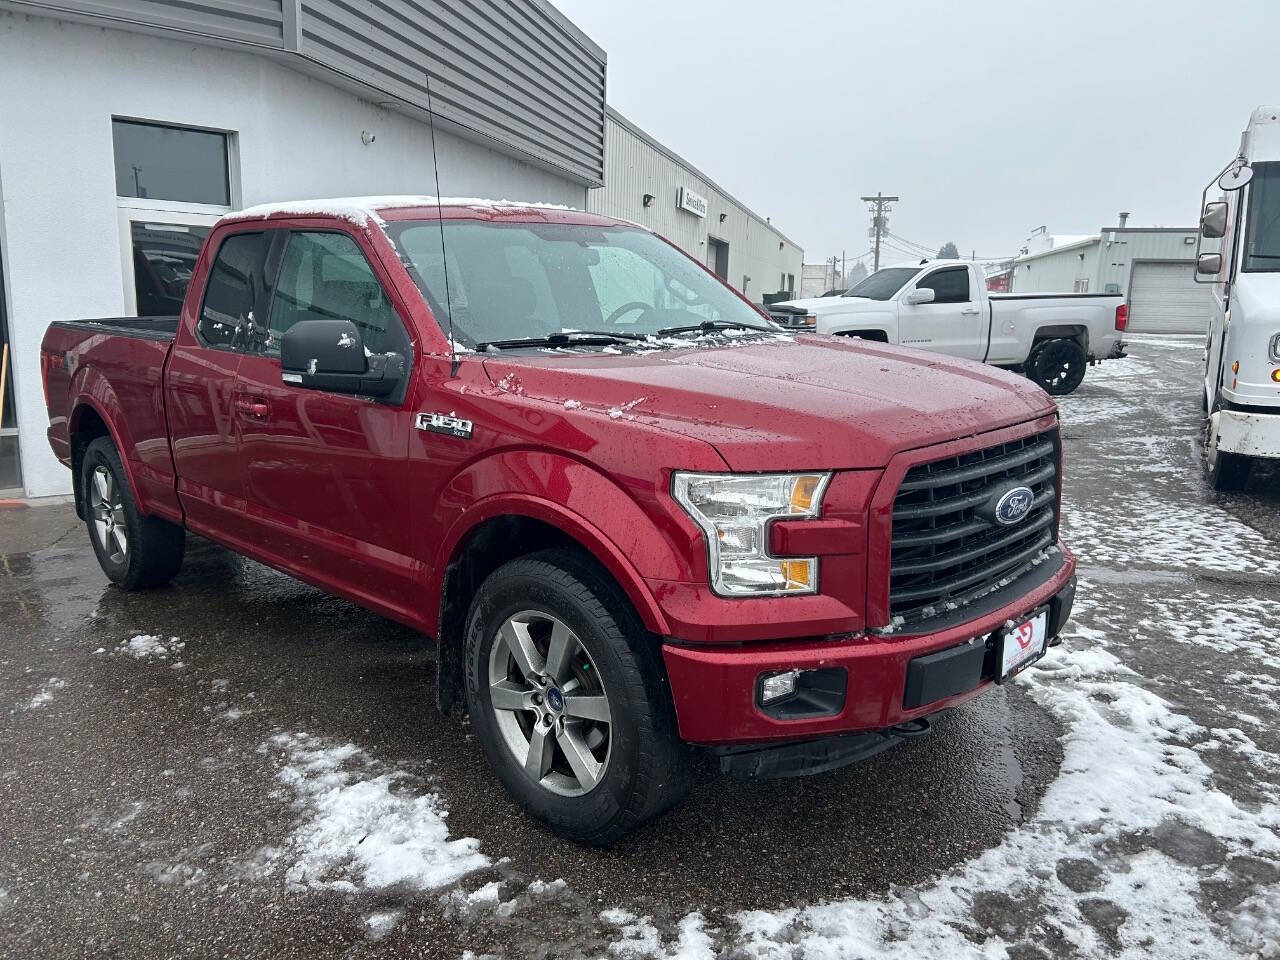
left=49, top=316, right=179, bottom=341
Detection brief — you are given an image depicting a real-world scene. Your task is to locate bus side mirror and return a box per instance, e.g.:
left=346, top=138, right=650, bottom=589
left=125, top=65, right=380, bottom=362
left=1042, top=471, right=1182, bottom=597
left=1196, top=253, right=1222, bottom=276
left=1200, top=201, right=1228, bottom=239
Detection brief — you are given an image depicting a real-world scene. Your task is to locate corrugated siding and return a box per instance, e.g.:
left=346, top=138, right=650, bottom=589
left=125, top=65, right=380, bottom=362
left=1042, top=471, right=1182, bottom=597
left=4, top=0, right=285, bottom=45
left=588, top=113, right=803, bottom=299
left=1126, top=262, right=1212, bottom=334
left=6, top=0, right=606, bottom=185
left=298, top=0, right=605, bottom=184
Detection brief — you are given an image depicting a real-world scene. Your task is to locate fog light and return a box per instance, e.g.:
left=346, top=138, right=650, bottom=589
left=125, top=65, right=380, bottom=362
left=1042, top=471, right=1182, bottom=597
left=1272, top=368, right=1280, bottom=383
left=759, top=670, right=799, bottom=703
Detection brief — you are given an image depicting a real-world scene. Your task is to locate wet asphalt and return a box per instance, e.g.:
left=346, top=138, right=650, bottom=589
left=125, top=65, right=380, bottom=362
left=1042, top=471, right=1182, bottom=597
left=1, top=336, right=1277, bottom=959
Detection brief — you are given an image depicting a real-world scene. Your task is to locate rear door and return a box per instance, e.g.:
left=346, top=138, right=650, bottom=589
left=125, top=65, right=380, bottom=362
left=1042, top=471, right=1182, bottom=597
left=897, top=266, right=986, bottom=360
left=232, top=227, right=421, bottom=618
left=166, top=228, right=272, bottom=538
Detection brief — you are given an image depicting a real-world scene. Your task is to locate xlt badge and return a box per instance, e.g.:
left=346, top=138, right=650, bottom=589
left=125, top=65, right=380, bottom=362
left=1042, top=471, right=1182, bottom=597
left=416, top=412, right=473, bottom=439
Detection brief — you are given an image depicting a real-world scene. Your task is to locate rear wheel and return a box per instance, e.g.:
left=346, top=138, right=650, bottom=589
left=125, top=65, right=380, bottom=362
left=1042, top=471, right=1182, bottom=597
left=1205, top=397, right=1253, bottom=492
left=81, top=437, right=185, bottom=589
left=1027, top=338, right=1088, bottom=395
left=464, top=550, right=692, bottom=845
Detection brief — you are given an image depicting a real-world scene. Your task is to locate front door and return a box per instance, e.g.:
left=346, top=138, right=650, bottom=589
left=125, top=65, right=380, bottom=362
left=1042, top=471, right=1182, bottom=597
left=166, top=229, right=272, bottom=538
left=897, top=266, right=986, bottom=360
left=233, top=228, right=420, bottom=620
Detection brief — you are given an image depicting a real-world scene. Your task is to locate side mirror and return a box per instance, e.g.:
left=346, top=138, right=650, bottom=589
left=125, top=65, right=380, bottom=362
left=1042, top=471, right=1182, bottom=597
left=904, top=287, right=936, bottom=305
left=1218, top=162, right=1253, bottom=191
left=1200, top=201, right=1228, bottom=239
left=1196, top=253, right=1222, bottom=277
left=280, top=319, right=404, bottom=398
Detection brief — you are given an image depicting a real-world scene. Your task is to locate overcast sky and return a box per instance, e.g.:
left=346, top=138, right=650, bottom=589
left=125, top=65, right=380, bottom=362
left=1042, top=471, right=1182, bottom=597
left=553, top=0, right=1280, bottom=268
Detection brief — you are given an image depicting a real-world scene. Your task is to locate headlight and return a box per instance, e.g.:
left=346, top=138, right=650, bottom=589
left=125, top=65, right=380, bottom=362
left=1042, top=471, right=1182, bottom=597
left=672, top=472, right=831, bottom=596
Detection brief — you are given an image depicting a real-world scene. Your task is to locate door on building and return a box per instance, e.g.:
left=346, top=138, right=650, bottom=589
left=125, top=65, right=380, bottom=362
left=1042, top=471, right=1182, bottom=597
left=1126, top=261, right=1214, bottom=334
left=119, top=213, right=216, bottom=316
left=0, top=246, right=20, bottom=493
left=706, top=237, right=729, bottom=280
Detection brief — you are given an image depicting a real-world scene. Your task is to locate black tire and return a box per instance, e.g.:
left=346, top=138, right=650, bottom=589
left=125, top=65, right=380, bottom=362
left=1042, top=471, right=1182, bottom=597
left=81, top=436, right=185, bottom=589
left=1027, top=338, right=1088, bottom=395
left=1205, top=397, right=1253, bottom=492
left=464, top=549, right=692, bottom=845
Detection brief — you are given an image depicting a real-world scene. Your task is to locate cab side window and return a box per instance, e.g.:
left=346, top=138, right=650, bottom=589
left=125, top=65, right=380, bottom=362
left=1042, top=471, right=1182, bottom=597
left=917, top=267, right=970, bottom=304
left=268, top=231, right=404, bottom=355
left=199, top=232, right=268, bottom=348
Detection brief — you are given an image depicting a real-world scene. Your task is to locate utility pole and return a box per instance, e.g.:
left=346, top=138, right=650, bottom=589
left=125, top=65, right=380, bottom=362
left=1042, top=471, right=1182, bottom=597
left=860, top=192, right=899, bottom=272
left=841, top=249, right=846, bottom=289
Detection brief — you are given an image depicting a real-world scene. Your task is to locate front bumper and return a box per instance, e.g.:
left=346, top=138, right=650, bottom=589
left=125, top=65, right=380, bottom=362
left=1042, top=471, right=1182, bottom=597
left=1211, top=408, right=1280, bottom=459
left=661, top=549, right=1076, bottom=745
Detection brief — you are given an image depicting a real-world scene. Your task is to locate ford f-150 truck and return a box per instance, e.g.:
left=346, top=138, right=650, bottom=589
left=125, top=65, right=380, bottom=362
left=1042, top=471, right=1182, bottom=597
left=41, top=197, right=1077, bottom=844
left=1193, top=105, right=1280, bottom=490
left=769, top=260, right=1127, bottom=395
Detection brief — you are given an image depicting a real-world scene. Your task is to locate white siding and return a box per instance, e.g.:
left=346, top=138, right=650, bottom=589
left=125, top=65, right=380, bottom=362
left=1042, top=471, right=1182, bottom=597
left=0, top=12, right=588, bottom=497
left=1010, top=241, right=1100, bottom=294
left=587, top=111, right=803, bottom=302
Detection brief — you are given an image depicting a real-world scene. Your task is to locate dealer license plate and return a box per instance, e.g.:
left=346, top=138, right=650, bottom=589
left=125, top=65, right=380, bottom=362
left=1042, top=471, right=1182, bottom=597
left=1000, top=610, right=1048, bottom=681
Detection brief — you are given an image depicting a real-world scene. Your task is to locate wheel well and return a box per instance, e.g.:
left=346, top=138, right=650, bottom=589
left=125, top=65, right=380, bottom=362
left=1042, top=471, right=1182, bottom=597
left=834, top=329, right=889, bottom=343
left=1031, top=325, right=1088, bottom=355
left=434, top=515, right=639, bottom=716
left=69, top=406, right=111, bottom=520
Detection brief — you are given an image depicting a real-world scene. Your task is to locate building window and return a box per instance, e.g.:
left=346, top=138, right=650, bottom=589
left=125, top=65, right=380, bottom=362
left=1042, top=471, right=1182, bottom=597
left=113, top=119, right=230, bottom=206
left=1073, top=279, right=1090, bottom=292
left=112, top=118, right=236, bottom=316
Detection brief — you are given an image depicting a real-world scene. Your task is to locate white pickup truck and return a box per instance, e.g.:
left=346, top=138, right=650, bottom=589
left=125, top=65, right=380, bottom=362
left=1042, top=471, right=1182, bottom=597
left=1193, top=105, right=1280, bottom=490
left=769, top=260, right=1127, bottom=395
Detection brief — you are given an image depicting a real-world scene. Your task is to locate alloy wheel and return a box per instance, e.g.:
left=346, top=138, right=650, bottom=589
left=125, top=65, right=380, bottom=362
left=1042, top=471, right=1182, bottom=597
left=487, top=609, right=612, bottom=797
left=90, top=465, right=128, bottom=564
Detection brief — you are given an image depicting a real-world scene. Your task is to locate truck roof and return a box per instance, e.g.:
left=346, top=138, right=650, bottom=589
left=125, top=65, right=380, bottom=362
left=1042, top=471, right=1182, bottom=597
left=224, top=195, right=622, bottom=229
left=1243, top=106, right=1280, bottom=163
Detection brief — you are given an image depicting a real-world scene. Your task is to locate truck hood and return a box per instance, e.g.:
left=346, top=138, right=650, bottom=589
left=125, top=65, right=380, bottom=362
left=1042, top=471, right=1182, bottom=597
left=482, top=334, right=1055, bottom=471
left=775, top=296, right=877, bottom=313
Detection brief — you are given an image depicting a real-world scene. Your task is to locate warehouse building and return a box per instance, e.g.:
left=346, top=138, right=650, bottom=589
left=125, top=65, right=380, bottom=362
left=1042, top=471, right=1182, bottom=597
left=588, top=108, right=803, bottom=304
left=1009, top=215, right=1211, bottom=334
left=0, top=0, right=610, bottom=498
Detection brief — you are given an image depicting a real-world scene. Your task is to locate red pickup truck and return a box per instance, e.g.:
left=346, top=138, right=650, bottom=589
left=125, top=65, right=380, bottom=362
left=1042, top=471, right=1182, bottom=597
left=42, top=197, right=1076, bottom=843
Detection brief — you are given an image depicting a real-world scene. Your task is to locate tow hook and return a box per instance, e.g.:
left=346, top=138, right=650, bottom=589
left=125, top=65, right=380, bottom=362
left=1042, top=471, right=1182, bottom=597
left=891, top=717, right=932, bottom=739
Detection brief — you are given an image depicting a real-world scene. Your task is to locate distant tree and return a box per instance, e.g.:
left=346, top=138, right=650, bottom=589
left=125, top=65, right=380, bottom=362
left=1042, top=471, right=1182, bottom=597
left=937, top=241, right=960, bottom=259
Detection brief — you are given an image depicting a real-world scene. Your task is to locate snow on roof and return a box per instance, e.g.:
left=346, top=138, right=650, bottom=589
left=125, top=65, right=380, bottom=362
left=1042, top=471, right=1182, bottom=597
left=230, top=195, right=579, bottom=226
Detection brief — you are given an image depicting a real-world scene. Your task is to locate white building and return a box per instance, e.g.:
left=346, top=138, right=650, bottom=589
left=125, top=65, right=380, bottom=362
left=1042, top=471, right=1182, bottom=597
left=588, top=109, right=802, bottom=304
left=0, top=1, right=611, bottom=498
left=1010, top=216, right=1211, bottom=334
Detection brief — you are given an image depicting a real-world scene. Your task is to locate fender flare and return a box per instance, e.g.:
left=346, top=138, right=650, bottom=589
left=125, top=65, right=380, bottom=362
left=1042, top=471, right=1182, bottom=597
left=67, top=384, right=143, bottom=519
left=430, top=492, right=673, bottom=638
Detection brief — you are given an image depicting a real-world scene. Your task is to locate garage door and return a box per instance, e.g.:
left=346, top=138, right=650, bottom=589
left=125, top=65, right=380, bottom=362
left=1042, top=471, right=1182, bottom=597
left=1126, top=261, right=1212, bottom=334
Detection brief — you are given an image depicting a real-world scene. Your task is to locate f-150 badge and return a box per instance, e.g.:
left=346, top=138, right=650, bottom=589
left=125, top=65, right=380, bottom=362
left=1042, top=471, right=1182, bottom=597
left=416, top=412, right=473, bottom=439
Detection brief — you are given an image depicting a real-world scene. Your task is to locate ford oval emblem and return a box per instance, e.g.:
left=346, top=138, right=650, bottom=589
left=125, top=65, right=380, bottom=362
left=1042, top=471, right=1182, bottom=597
left=993, top=486, right=1035, bottom=525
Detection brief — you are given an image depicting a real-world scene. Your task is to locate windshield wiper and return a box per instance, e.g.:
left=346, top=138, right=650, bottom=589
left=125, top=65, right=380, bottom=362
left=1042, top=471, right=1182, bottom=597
left=476, top=330, right=648, bottom=351
left=654, top=319, right=775, bottom=337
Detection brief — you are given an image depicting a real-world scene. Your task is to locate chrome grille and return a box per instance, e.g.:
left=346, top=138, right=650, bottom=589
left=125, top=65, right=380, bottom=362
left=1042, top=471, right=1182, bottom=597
left=889, top=429, right=1059, bottom=623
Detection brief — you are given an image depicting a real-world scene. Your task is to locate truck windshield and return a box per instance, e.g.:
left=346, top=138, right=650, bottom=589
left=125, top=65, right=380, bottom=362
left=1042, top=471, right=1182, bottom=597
left=843, top=267, right=919, bottom=301
left=1243, top=161, right=1280, bottom=272
left=386, top=220, right=775, bottom=348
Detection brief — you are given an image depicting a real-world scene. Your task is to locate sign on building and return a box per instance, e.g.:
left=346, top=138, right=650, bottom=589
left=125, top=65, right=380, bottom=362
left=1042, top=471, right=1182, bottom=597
left=677, top=186, right=708, bottom=218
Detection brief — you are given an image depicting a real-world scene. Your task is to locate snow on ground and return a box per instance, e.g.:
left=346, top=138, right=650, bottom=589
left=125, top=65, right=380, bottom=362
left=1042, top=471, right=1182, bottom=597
left=263, top=733, right=489, bottom=895
left=115, top=634, right=185, bottom=661
left=24, top=677, right=65, bottom=709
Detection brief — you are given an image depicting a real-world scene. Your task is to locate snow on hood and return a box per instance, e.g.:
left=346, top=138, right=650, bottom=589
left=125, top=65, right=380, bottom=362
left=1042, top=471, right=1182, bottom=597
left=482, top=334, right=1055, bottom=471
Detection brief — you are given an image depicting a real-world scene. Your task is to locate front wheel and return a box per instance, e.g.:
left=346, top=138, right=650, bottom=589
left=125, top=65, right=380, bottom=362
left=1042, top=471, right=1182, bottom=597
left=81, top=436, right=185, bottom=589
left=464, top=550, right=692, bottom=845
left=1027, top=338, right=1088, bottom=395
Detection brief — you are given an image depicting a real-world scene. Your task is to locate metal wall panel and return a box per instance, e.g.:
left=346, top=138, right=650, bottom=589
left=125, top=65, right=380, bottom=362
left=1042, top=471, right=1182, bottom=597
left=298, top=0, right=605, bottom=185
left=5, top=0, right=607, bottom=185
left=2, top=0, right=286, bottom=45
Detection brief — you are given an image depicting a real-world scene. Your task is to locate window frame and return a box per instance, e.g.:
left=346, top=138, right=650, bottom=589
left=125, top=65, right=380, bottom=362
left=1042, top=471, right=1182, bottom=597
left=259, top=228, right=415, bottom=362
left=913, top=266, right=971, bottom=304
left=111, top=117, right=236, bottom=211
left=195, top=228, right=276, bottom=352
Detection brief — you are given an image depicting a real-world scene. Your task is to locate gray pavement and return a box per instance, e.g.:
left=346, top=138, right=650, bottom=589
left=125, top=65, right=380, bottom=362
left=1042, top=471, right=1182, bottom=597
left=1, top=336, right=1277, bottom=959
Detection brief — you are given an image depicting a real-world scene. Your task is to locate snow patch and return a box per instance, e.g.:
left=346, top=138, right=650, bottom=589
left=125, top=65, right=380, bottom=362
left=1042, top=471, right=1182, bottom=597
left=116, top=635, right=185, bottom=660
left=266, top=733, right=488, bottom=893
left=26, top=677, right=65, bottom=709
